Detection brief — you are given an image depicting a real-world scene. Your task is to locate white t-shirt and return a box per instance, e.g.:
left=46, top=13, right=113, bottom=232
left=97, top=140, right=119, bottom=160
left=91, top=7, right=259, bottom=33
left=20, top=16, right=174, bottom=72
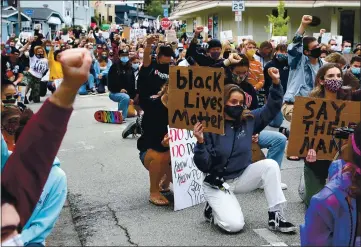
left=29, top=55, right=48, bottom=79
left=178, top=59, right=190, bottom=67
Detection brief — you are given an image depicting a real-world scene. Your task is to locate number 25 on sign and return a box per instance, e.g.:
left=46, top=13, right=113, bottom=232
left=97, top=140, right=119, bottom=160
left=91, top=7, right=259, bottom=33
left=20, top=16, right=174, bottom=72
left=232, top=0, right=245, bottom=12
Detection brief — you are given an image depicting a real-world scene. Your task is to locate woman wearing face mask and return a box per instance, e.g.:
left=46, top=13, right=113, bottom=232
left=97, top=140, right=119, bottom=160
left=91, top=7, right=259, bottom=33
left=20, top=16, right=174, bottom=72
left=93, top=50, right=112, bottom=94
left=47, top=47, right=64, bottom=94
left=193, top=69, right=296, bottom=233
left=243, top=40, right=265, bottom=91
left=221, top=43, right=232, bottom=59
left=176, top=49, right=186, bottom=65
left=107, top=50, right=135, bottom=121
left=302, top=63, right=361, bottom=208
left=1, top=104, right=21, bottom=152
left=137, top=48, right=144, bottom=61
left=301, top=123, right=361, bottom=246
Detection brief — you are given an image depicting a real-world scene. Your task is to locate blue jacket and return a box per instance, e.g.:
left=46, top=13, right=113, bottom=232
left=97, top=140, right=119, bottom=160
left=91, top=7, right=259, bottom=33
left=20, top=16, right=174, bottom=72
left=93, top=59, right=112, bottom=80
left=300, top=159, right=357, bottom=246
left=193, top=84, right=283, bottom=180
left=283, top=32, right=323, bottom=103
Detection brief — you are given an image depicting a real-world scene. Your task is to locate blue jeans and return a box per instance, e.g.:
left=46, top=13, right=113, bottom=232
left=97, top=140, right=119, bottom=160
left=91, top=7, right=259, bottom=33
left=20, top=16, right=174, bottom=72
left=269, top=111, right=284, bottom=128
left=109, top=92, right=130, bottom=118
left=78, top=74, right=95, bottom=95
left=258, top=130, right=287, bottom=168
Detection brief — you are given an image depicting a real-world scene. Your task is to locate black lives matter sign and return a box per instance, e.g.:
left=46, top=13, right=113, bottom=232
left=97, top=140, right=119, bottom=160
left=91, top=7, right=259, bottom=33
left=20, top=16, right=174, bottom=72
left=288, top=96, right=361, bottom=160
left=168, top=66, right=225, bottom=135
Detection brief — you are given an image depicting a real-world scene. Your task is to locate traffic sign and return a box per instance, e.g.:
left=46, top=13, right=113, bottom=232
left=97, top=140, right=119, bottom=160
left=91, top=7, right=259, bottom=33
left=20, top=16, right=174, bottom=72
left=163, top=8, right=168, bottom=18
left=161, top=17, right=171, bottom=30
left=24, top=9, right=34, bottom=16
left=235, top=11, right=242, bottom=22
left=232, top=0, right=245, bottom=12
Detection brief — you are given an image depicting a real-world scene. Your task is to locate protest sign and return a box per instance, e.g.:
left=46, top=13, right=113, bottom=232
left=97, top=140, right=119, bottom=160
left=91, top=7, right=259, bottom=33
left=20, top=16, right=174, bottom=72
left=130, top=29, right=146, bottom=42
left=237, top=35, right=253, bottom=45
left=168, top=127, right=205, bottom=211
left=122, top=27, right=131, bottom=40
left=168, top=66, right=225, bottom=135
left=287, top=96, right=361, bottom=160
left=271, top=36, right=288, bottom=45
left=220, top=30, right=233, bottom=42
left=165, top=30, right=177, bottom=43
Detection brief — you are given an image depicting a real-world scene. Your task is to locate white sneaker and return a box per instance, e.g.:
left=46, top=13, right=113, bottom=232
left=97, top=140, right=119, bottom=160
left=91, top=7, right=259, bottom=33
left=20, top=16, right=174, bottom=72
left=260, top=183, right=288, bottom=190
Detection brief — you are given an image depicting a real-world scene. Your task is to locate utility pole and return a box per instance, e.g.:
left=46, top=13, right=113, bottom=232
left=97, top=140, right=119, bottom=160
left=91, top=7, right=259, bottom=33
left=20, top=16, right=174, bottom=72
left=72, top=0, right=75, bottom=27
left=136, top=3, right=139, bottom=23
left=17, top=0, right=21, bottom=34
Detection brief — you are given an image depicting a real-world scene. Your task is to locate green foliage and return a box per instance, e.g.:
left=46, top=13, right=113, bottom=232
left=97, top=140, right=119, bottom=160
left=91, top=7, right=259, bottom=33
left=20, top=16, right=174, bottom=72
left=145, top=0, right=163, bottom=17
left=265, top=0, right=290, bottom=36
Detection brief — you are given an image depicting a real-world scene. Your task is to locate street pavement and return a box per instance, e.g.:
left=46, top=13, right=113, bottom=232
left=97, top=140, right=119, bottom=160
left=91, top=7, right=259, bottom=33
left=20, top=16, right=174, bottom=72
left=30, top=94, right=306, bottom=246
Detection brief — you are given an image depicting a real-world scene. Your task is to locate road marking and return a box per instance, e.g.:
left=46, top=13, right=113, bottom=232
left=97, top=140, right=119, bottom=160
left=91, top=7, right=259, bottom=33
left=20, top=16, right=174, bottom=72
left=253, top=228, right=288, bottom=246
left=59, top=141, right=94, bottom=152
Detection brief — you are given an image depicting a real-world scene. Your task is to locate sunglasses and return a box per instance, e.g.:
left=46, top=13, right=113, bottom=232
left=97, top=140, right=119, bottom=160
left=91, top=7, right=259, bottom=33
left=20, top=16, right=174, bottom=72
left=4, top=93, right=19, bottom=101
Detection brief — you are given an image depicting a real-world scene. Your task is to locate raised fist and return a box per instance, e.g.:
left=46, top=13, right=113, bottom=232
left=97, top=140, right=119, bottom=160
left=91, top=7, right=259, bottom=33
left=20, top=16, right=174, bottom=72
left=59, top=48, right=92, bottom=91
left=268, top=67, right=280, bottom=83
left=195, top=26, right=204, bottom=35
left=301, top=15, right=313, bottom=26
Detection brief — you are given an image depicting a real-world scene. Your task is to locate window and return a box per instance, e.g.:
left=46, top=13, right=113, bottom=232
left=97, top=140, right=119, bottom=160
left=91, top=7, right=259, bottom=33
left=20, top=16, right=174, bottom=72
left=108, top=16, right=112, bottom=22
left=83, top=0, right=89, bottom=7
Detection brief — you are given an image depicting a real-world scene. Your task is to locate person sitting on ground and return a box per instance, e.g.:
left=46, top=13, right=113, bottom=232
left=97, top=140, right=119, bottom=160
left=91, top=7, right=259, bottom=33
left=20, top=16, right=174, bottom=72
left=343, top=56, right=361, bottom=90
left=254, top=41, right=273, bottom=69
left=107, top=49, right=136, bottom=122
left=193, top=68, right=296, bottom=233
left=93, top=49, right=112, bottom=93
left=47, top=46, right=63, bottom=94
left=1, top=48, right=91, bottom=246
left=1, top=104, right=21, bottom=152
left=301, top=123, right=361, bottom=246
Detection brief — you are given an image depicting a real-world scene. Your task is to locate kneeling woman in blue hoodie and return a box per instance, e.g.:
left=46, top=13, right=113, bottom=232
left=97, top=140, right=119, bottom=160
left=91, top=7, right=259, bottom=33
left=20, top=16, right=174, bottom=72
left=193, top=67, right=296, bottom=233
left=1, top=106, right=67, bottom=246
left=301, top=123, right=361, bottom=246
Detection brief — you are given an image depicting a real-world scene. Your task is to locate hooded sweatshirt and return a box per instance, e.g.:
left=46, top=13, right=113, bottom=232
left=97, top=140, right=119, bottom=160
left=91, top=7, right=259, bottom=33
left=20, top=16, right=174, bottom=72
left=300, top=159, right=358, bottom=246
left=193, top=83, right=283, bottom=179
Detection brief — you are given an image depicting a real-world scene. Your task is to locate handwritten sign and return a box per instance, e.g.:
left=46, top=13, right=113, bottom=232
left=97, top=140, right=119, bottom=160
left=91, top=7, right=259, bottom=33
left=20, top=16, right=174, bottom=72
left=168, top=127, right=205, bottom=211
left=168, top=66, right=225, bottom=135
left=288, top=97, right=361, bottom=160
left=122, top=27, right=131, bottom=41
left=130, top=29, right=146, bottom=42
left=165, top=30, right=177, bottom=43
left=220, top=30, right=233, bottom=42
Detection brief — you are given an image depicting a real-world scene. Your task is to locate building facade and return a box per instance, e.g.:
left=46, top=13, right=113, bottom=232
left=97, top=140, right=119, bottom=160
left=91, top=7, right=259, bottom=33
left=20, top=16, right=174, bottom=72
left=170, top=1, right=360, bottom=45
left=114, top=4, right=155, bottom=26
left=90, top=1, right=116, bottom=25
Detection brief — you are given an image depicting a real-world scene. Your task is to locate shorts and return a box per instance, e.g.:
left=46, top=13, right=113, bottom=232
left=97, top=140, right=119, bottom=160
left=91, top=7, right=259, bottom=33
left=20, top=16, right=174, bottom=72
left=139, top=150, right=148, bottom=165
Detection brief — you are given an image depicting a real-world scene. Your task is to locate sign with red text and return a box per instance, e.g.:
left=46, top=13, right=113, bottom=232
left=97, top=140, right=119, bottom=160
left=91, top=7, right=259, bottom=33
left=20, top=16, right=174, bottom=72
left=168, top=127, right=205, bottom=211
left=161, top=17, right=171, bottom=30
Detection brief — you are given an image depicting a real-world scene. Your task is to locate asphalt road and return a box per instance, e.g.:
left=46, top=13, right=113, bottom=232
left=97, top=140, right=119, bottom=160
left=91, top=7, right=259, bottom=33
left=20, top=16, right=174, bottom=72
left=30, top=94, right=306, bottom=246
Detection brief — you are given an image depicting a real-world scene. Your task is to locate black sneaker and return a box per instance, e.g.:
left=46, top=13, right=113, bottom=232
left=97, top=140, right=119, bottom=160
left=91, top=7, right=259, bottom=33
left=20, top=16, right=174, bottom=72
left=268, top=211, right=296, bottom=233
left=24, top=96, right=29, bottom=104
left=122, top=121, right=137, bottom=139
left=204, top=202, right=213, bottom=223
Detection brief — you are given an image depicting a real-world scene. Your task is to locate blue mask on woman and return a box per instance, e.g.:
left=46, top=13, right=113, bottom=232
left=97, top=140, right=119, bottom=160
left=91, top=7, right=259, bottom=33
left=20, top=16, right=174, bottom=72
left=132, top=63, right=139, bottom=70
left=120, top=57, right=129, bottom=63
left=351, top=67, right=361, bottom=75
left=276, top=53, right=288, bottom=62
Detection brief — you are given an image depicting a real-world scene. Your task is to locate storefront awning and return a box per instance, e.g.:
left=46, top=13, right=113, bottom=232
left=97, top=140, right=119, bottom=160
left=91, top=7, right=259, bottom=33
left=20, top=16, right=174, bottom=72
left=48, top=16, right=61, bottom=25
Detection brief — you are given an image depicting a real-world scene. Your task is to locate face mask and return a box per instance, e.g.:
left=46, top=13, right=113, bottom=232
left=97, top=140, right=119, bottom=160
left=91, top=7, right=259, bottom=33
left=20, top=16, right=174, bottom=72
left=102, top=55, right=108, bottom=59
left=331, top=45, right=338, bottom=51
left=6, top=48, right=11, bottom=54
left=308, top=47, right=321, bottom=58
left=138, top=52, right=144, bottom=58
left=321, top=58, right=328, bottom=64
left=246, top=49, right=256, bottom=58
left=276, top=53, right=288, bottom=62
left=343, top=47, right=351, bottom=54
left=209, top=51, right=220, bottom=60
left=224, top=105, right=244, bottom=120
left=231, top=73, right=247, bottom=84
left=132, top=63, right=139, bottom=70
left=24, top=51, right=29, bottom=57
left=351, top=67, right=361, bottom=75
left=223, top=51, right=231, bottom=59
left=36, top=54, right=44, bottom=59
left=2, top=117, right=20, bottom=136
left=1, top=234, right=23, bottom=246
left=120, top=56, right=129, bottom=63
left=45, top=46, right=51, bottom=51
left=324, top=79, right=343, bottom=93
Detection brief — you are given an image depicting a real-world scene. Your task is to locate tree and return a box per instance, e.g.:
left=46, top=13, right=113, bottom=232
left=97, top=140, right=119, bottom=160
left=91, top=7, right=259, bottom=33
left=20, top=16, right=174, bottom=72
left=265, top=0, right=290, bottom=36
left=144, top=0, right=163, bottom=17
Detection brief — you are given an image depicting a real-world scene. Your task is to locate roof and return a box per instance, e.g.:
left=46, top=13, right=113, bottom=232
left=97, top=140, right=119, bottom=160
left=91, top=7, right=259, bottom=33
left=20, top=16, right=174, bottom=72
left=20, top=7, right=64, bottom=22
left=1, top=8, right=31, bottom=21
left=171, top=0, right=361, bottom=19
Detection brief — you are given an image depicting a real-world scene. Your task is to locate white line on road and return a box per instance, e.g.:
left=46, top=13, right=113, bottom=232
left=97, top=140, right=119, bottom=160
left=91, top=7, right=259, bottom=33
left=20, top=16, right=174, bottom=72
left=103, top=129, right=124, bottom=133
left=253, top=228, right=288, bottom=246
left=59, top=141, right=94, bottom=152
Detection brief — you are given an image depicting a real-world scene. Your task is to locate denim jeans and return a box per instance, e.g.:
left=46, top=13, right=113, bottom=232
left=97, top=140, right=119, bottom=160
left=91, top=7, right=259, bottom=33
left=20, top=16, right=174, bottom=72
left=109, top=92, right=130, bottom=118
left=258, top=130, right=287, bottom=168
left=269, top=111, right=284, bottom=128
left=78, top=74, right=95, bottom=95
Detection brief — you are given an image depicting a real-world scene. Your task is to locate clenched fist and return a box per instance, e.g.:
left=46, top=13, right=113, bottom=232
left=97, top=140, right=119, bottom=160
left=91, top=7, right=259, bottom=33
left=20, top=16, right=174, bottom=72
left=195, top=26, right=204, bottom=35
left=301, top=15, right=313, bottom=26
left=59, top=48, right=92, bottom=91
left=268, top=67, right=280, bottom=84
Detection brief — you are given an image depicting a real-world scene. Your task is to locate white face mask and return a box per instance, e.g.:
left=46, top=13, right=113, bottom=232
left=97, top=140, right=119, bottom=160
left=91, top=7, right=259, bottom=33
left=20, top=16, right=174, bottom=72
left=2, top=234, right=24, bottom=246
left=24, top=51, right=29, bottom=57
left=138, top=52, right=144, bottom=58
left=331, top=45, right=338, bottom=51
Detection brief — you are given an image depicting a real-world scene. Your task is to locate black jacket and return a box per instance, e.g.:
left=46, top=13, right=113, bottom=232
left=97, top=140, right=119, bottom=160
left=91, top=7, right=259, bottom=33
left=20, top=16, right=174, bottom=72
left=264, top=57, right=289, bottom=97
left=107, top=61, right=136, bottom=99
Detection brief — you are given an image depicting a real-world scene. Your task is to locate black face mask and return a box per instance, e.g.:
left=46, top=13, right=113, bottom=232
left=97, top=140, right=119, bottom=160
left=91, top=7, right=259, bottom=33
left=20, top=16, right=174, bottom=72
left=308, top=47, right=321, bottom=58
left=36, top=54, right=44, bottom=59
left=223, top=51, right=231, bottom=59
left=224, top=105, right=244, bottom=120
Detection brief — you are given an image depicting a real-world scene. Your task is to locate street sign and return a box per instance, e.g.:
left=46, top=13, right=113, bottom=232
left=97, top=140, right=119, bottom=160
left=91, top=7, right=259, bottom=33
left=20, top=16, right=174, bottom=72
left=232, top=0, right=245, bottom=12
left=24, top=9, right=34, bottom=16
left=161, top=17, right=171, bottom=30
left=235, top=11, right=242, bottom=22
left=163, top=8, right=168, bottom=18
left=161, top=4, right=170, bottom=8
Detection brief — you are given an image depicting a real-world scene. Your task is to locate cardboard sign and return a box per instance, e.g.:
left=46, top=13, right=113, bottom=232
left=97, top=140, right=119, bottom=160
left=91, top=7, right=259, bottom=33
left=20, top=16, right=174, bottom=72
left=122, top=27, right=131, bottom=41
left=168, top=66, right=225, bottom=135
left=165, top=30, right=177, bottom=43
left=168, top=127, right=205, bottom=211
left=288, top=96, right=361, bottom=160
left=220, top=30, right=233, bottom=42
left=130, top=29, right=146, bottom=42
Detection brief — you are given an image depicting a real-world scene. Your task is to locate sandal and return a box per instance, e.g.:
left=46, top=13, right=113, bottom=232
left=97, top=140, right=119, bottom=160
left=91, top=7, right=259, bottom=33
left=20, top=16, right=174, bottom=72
left=149, top=195, right=170, bottom=206
left=279, top=127, right=289, bottom=139
left=287, top=156, right=301, bottom=161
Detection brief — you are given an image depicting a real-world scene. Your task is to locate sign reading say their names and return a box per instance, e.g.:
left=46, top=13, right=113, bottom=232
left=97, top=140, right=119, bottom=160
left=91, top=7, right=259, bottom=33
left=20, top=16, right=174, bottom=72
left=168, top=127, right=205, bottom=211
left=168, top=66, right=225, bottom=135
left=287, top=96, right=361, bottom=160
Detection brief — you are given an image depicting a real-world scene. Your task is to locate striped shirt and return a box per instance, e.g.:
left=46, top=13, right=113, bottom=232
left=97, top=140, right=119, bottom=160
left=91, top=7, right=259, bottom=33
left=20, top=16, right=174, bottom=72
left=248, top=59, right=265, bottom=90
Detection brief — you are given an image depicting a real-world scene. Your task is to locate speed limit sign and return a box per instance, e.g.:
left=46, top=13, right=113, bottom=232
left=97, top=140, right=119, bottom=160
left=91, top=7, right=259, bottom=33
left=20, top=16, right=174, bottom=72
left=232, top=0, right=245, bottom=12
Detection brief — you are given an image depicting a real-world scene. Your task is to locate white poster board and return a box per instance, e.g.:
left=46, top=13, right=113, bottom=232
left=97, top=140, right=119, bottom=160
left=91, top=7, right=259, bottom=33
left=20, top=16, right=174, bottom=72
left=271, top=36, right=288, bottom=45
left=130, top=29, right=147, bottom=42
left=220, top=30, right=233, bottom=42
left=168, top=127, right=205, bottom=211
left=332, top=35, right=343, bottom=51
left=237, top=35, right=253, bottom=45
left=165, top=30, right=177, bottom=43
